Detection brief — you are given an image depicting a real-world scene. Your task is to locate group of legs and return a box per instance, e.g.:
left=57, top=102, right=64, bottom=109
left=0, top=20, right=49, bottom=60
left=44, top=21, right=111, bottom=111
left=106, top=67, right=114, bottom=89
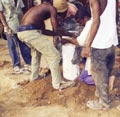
left=5, top=33, right=31, bottom=74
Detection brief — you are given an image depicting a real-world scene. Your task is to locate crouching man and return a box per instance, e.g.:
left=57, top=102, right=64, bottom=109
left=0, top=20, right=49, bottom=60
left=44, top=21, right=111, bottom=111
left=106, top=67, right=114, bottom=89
left=17, top=0, right=75, bottom=90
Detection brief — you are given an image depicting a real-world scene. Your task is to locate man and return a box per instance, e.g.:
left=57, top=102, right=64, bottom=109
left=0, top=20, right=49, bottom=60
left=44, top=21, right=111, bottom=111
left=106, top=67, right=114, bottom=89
left=85, top=0, right=118, bottom=110
left=62, top=0, right=118, bottom=110
left=17, top=0, right=75, bottom=90
left=0, top=0, right=31, bottom=74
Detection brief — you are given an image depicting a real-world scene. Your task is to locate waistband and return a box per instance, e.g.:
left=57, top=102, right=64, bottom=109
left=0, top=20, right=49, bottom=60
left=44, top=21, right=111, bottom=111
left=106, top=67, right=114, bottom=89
left=17, top=25, right=40, bottom=32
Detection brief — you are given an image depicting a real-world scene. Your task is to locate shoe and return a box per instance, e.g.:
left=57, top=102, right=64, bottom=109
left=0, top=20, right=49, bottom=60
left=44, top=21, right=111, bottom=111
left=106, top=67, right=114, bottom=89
left=114, top=94, right=120, bottom=100
left=13, top=66, right=23, bottom=74
left=59, top=80, right=76, bottom=90
left=87, top=100, right=111, bottom=110
left=21, top=64, right=31, bottom=74
left=30, top=75, right=44, bottom=82
left=53, top=80, right=76, bottom=90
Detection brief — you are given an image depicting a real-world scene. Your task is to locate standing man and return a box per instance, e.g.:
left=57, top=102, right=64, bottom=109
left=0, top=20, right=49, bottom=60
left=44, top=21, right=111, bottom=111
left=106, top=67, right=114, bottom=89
left=0, top=0, right=31, bottom=73
left=17, top=0, right=75, bottom=90
left=59, top=0, right=118, bottom=110
left=84, top=0, right=118, bottom=110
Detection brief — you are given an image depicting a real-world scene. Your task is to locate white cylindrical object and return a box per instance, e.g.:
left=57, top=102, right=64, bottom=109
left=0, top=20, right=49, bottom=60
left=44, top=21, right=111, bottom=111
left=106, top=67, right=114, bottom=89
left=62, top=44, right=80, bottom=80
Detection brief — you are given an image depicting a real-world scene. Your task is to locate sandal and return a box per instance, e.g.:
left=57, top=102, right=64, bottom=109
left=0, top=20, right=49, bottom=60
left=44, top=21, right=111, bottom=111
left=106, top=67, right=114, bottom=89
left=11, top=66, right=23, bottom=74
left=87, top=100, right=110, bottom=110
left=21, top=64, right=31, bottom=74
left=59, top=80, right=76, bottom=90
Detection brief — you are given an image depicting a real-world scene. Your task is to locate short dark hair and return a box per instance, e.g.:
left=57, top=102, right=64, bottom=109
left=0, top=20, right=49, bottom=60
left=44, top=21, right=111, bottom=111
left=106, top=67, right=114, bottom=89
left=75, top=7, right=90, bottom=20
left=41, top=0, right=53, bottom=3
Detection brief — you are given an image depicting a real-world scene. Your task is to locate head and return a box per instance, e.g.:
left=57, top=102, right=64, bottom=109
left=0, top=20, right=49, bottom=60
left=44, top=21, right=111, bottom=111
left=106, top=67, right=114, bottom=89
left=57, top=10, right=68, bottom=20
left=53, top=0, right=68, bottom=13
left=75, top=7, right=90, bottom=26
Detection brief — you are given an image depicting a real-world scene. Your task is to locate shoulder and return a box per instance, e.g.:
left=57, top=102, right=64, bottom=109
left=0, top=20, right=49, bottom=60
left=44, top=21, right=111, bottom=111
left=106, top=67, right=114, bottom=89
left=46, top=4, right=57, bottom=13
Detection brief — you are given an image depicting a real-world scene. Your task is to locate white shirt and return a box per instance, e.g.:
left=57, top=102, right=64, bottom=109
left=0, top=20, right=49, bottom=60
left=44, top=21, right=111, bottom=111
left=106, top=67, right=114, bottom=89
left=91, top=0, right=118, bottom=49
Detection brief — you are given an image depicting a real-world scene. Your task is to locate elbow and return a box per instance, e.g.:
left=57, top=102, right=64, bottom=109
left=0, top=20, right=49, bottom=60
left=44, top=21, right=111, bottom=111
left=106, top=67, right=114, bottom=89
left=93, top=18, right=100, bottom=28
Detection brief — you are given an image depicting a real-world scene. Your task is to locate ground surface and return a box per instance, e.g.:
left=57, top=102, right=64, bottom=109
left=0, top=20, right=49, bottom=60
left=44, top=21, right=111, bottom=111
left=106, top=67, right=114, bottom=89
left=0, top=39, right=120, bottom=117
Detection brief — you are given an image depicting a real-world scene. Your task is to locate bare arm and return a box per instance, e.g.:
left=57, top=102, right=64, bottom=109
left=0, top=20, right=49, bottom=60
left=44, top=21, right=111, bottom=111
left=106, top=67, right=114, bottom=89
left=0, top=11, right=8, bottom=27
left=0, top=11, right=12, bottom=34
left=83, top=0, right=100, bottom=57
left=50, top=6, right=57, bottom=32
left=86, top=0, right=100, bottom=47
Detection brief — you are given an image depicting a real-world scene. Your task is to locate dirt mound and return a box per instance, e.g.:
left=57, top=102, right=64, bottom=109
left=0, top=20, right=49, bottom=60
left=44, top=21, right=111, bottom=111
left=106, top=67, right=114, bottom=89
left=0, top=39, right=120, bottom=117
left=1, top=75, right=95, bottom=107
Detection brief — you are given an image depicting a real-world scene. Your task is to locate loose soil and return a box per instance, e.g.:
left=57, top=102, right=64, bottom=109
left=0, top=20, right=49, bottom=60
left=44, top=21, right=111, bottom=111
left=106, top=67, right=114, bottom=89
left=0, top=39, right=120, bottom=117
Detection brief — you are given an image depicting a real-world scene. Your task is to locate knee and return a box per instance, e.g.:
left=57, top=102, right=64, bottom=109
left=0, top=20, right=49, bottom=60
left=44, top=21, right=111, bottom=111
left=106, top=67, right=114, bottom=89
left=54, top=52, right=61, bottom=61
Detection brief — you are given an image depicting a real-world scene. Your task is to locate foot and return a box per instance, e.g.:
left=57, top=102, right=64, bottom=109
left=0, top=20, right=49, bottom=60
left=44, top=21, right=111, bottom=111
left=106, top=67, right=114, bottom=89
left=87, top=100, right=111, bottom=110
left=21, top=64, right=31, bottom=74
left=114, top=94, right=120, bottom=100
left=59, top=80, right=76, bottom=90
left=30, top=75, right=44, bottom=82
left=12, top=66, right=23, bottom=74
left=53, top=80, right=76, bottom=90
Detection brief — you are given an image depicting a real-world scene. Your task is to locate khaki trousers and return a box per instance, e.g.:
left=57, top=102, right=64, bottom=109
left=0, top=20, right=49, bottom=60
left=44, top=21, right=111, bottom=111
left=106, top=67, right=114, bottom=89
left=17, top=30, right=62, bottom=89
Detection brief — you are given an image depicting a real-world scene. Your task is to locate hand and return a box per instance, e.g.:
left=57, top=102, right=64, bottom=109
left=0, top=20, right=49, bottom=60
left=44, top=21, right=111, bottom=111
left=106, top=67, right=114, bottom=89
left=61, top=39, right=71, bottom=45
left=82, top=46, right=91, bottom=57
left=4, top=26, right=13, bottom=35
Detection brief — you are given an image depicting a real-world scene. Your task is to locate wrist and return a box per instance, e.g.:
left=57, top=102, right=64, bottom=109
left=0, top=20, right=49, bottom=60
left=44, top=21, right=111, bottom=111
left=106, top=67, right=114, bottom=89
left=4, top=26, right=9, bottom=30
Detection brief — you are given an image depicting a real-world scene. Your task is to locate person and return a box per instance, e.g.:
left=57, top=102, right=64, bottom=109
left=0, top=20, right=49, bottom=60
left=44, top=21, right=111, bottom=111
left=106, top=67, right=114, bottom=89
left=17, top=0, right=75, bottom=90
left=0, top=0, right=31, bottom=74
left=53, top=0, right=78, bottom=18
left=32, top=0, right=78, bottom=78
left=84, top=0, right=118, bottom=110
left=117, top=0, right=120, bottom=48
left=22, top=0, right=34, bottom=13
left=32, top=0, right=55, bottom=78
left=62, top=0, right=118, bottom=110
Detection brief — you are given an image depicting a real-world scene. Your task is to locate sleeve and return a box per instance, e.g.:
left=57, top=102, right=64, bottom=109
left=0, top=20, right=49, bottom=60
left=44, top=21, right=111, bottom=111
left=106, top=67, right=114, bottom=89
left=77, top=19, right=92, bottom=46
left=0, top=0, right=3, bottom=11
left=19, top=0, right=25, bottom=8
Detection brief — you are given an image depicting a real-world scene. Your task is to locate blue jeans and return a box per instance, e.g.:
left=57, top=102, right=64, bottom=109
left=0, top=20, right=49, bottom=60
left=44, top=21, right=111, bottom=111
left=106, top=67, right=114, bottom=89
left=5, top=33, right=31, bottom=67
